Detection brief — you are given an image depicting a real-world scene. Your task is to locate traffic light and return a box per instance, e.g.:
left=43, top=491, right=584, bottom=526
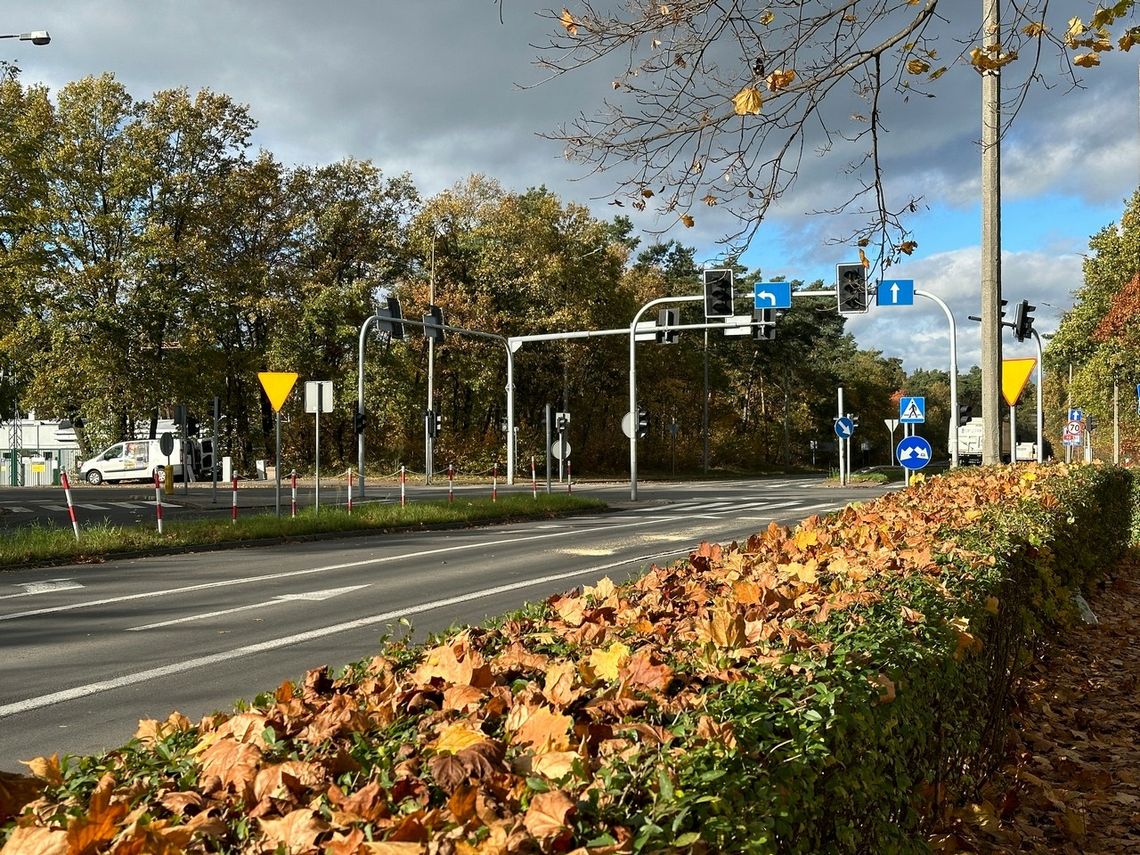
left=423, top=304, right=445, bottom=342
left=186, top=415, right=200, bottom=437
left=378, top=296, right=405, bottom=339
left=752, top=307, right=776, bottom=340
left=958, top=404, right=973, bottom=426
left=426, top=409, right=437, bottom=439
left=636, top=405, right=649, bottom=439
left=354, top=403, right=366, bottom=435
left=435, top=411, right=443, bottom=437
left=703, top=269, right=734, bottom=318
left=655, top=308, right=679, bottom=343
left=836, top=263, right=867, bottom=314
left=556, top=413, right=569, bottom=431
left=1013, top=299, right=1035, bottom=342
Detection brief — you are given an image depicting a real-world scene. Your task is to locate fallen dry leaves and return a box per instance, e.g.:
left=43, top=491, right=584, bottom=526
left=931, top=552, right=1140, bottom=854
left=0, top=464, right=1121, bottom=852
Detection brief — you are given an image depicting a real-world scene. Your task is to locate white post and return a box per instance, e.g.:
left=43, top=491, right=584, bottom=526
left=837, top=387, right=845, bottom=485
left=915, top=289, right=959, bottom=467
left=1030, top=331, right=1044, bottom=463
left=356, top=313, right=377, bottom=496
left=1114, top=381, right=1120, bottom=464
left=1009, top=403, right=1016, bottom=464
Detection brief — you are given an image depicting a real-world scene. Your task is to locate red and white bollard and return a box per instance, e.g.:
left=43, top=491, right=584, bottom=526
left=231, top=475, right=238, bottom=524
left=448, top=464, right=454, bottom=504
left=567, top=460, right=573, bottom=494
left=347, top=468, right=353, bottom=514
left=400, top=465, right=406, bottom=507
left=531, top=455, right=537, bottom=499
left=492, top=462, right=498, bottom=502
left=60, top=471, right=79, bottom=541
left=153, top=470, right=164, bottom=534
left=290, top=470, right=297, bottom=518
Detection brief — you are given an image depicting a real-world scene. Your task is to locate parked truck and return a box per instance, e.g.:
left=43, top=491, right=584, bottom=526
left=79, top=436, right=215, bottom=485
left=951, top=418, right=1035, bottom=465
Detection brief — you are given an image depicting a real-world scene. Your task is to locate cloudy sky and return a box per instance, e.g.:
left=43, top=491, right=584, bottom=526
left=4, top=1, right=1137, bottom=373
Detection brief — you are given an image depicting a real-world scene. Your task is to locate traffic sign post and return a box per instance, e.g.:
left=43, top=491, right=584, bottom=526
left=884, top=419, right=900, bottom=466
left=753, top=282, right=792, bottom=310
left=876, top=279, right=915, bottom=306
left=899, top=396, right=925, bottom=424
left=896, top=435, right=932, bottom=485
left=258, top=372, right=299, bottom=516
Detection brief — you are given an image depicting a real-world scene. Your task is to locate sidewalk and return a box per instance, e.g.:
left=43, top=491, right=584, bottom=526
left=933, top=552, right=1140, bottom=853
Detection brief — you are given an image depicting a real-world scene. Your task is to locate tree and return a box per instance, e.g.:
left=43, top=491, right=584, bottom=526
left=534, top=2, right=1138, bottom=265
left=1046, top=190, right=1140, bottom=460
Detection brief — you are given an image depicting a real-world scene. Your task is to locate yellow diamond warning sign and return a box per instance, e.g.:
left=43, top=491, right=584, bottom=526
left=1001, top=358, right=1037, bottom=407
left=258, top=371, right=299, bottom=412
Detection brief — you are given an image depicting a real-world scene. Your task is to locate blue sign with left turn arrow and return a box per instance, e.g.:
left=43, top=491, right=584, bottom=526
left=896, top=435, right=932, bottom=470
left=754, top=282, right=792, bottom=310
left=834, top=416, right=855, bottom=438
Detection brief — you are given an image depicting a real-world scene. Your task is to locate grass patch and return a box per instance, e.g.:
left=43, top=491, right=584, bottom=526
left=0, top=493, right=606, bottom=570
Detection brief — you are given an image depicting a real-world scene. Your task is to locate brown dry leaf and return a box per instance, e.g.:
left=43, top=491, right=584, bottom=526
left=764, top=68, right=796, bottom=91
left=449, top=781, right=478, bottom=823
left=524, top=789, right=576, bottom=839
left=197, top=738, right=262, bottom=797
left=1073, top=52, right=1101, bottom=67
left=704, top=604, right=746, bottom=648
left=443, top=685, right=486, bottom=713
left=0, top=771, right=43, bottom=823
left=873, top=673, right=897, bottom=704
left=362, top=841, right=426, bottom=854
left=258, top=808, right=329, bottom=852
left=20, top=754, right=63, bottom=787
left=531, top=750, right=580, bottom=779
left=543, top=660, right=581, bottom=707
left=0, top=826, right=69, bottom=855
left=619, top=649, right=674, bottom=692
left=680, top=213, right=695, bottom=228
left=510, top=705, right=573, bottom=753
left=66, top=774, right=129, bottom=855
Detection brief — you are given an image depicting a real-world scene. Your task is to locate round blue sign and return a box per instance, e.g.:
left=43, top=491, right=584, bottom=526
left=896, top=435, right=933, bottom=470
left=834, top=416, right=855, bottom=438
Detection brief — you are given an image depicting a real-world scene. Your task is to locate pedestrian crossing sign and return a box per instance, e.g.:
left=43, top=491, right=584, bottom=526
left=899, top=396, right=925, bottom=424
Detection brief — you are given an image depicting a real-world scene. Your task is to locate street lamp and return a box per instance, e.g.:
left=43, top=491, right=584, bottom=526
left=1, top=31, right=50, bottom=46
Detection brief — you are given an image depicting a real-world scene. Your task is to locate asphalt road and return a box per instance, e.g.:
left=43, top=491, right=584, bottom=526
left=0, top=476, right=893, bottom=769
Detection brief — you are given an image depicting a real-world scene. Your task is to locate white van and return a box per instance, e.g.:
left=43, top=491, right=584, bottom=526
left=79, top=438, right=206, bottom=485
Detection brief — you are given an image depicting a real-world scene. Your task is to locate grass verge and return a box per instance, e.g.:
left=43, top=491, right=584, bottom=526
left=0, top=493, right=607, bottom=570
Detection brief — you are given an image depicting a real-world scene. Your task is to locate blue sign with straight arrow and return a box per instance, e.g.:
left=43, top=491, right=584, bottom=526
left=877, top=279, right=914, bottom=306
left=754, top=282, right=792, bottom=310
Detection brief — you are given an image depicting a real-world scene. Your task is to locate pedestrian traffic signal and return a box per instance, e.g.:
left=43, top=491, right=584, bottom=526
left=636, top=405, right=649, bottom=439
left=655, top=308, right=679, bottom=343
left=354, top=404, right=366, bottom=435
left=703, top=269, right=734, bottom=318
left=752, top=307, right=776, bottom=340
left=958, top=404, right=973, bottom=426
left=1013, top=299, right=1036, bottom=342
left=836, top=263, right=868, bottom=314
left=423, top=304, right=445, bottom=342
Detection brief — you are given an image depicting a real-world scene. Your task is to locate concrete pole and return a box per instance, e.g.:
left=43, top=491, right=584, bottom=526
left=356, top=314, right=378, bottom=496
left=426, top=235, right=436, bottom=485
left=981, top=0, right=1003, bottom=465
left=837, top=387, right=845, bottom=485
left=1030, top=330, right=1044, bottom=462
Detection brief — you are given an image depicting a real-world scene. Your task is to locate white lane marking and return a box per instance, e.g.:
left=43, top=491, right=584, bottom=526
left=3, top=506, right=32, bottom=513
left=0, top=515, right=677, bottom=623
left=76, top=504, right=110, bottom=511
left=0, top=580, right=85, bottom=600
left=0, top=548, right=692, bottom=718
left=558, top=548, right=615, bottom=556
left=126, top=585, right=370, bottom=631
left=41, top=504, right=68, bottom=511
left=107, top=502, right=148, bottom=509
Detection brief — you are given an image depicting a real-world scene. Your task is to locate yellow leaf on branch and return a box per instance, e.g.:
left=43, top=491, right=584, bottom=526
left=1073, top=52, right=1101, bottom=67
left=906, top=58, right=930, bottom=75
left=680, top=213, right=695, bottom=228
left=765, top=68, right=796, bottom=91
left=732, top=86, right=763, bottom=115
left=1022, top=22, right=1047, bottom=38
left=560, top=8, right=578, bottom=36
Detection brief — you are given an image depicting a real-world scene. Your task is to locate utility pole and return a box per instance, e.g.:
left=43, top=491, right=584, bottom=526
left=425, top=229, right=437, bottom=484
left=980, top=0, right=1003, bottom=465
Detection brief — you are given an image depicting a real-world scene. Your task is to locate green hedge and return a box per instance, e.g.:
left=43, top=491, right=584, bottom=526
left=3, top=465, right=1133, bottom=854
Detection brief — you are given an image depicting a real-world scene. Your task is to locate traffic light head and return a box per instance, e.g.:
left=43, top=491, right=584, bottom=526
left=354, top=407, right=366, bottom=435
left=752, top=307, right=776, bottom=340
left=1013, top=299, right=1035, bottom=342
left=958, top=404, right=973, bottom=426
left=425, top=409, right=437, bottom=438
left=836, top=263, right=867, bottom=314
left=636, top=405, right=649, bottom=439
left=186, top=416, right=200, bottom=437
left=656, top=308, right=679, bottom=344
left=423, top=304, right=445, bottom=342
left=703, top=269, right=734, bottom=318
left=380, top=296, right=405, bottom=339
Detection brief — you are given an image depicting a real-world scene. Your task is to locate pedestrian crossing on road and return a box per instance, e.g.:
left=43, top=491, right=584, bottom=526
left=0, top=500, right=181, bottom=514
